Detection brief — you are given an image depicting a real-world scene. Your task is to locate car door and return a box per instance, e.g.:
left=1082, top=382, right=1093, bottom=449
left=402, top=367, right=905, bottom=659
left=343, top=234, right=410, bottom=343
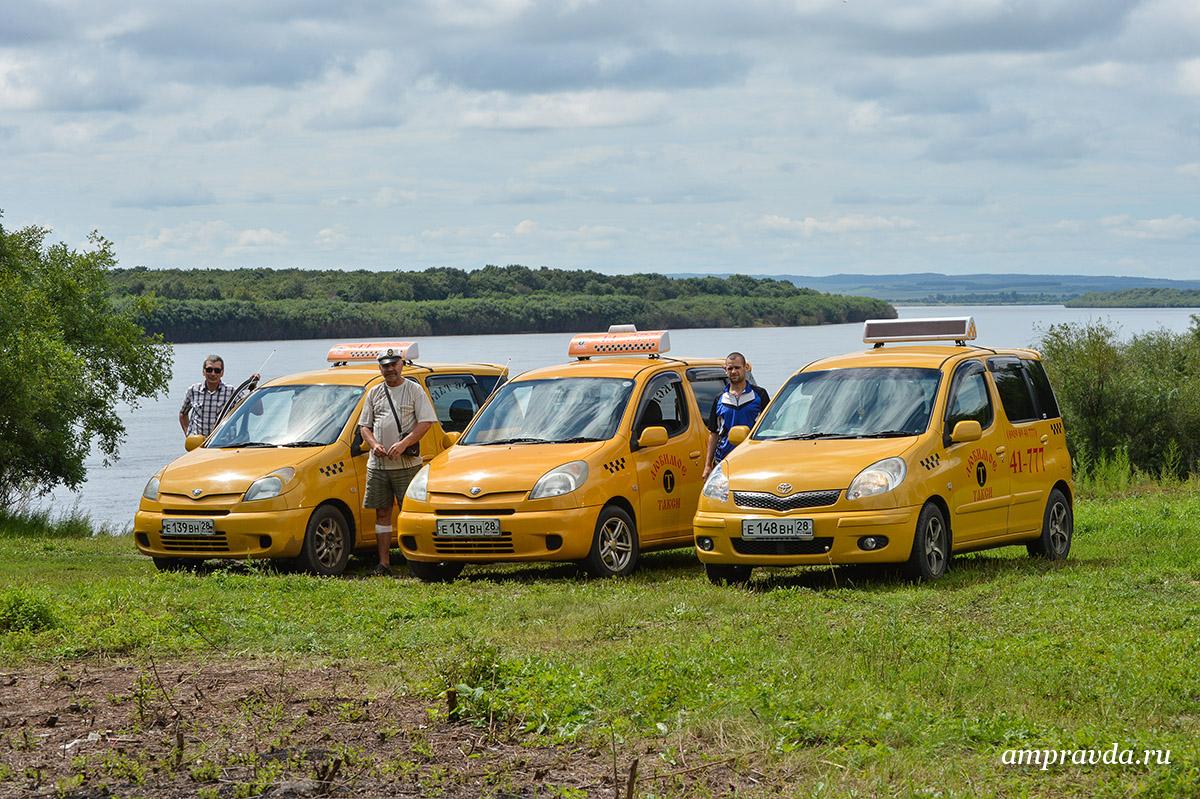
left=629, top=369, right=699, bottom=543
left=941, top=359, right=1011, bottom=545
left=990, top=357, right=1054, bottom=535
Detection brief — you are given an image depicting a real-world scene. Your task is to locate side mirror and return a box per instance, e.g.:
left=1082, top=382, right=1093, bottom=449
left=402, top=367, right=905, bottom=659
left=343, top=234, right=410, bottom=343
left=443, top=431, right=461, bottom=448
left=184, top=434, right=206, bottom=452
left=728, top=425, right=750, bottom=446
left=950, top=420, right=982, bottom=444
left=636, top=426, right=669, bottom=448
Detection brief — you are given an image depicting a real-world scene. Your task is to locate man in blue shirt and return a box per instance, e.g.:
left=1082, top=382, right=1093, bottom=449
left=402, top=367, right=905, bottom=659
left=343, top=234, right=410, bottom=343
left=704, top=352, right=770, bottom=478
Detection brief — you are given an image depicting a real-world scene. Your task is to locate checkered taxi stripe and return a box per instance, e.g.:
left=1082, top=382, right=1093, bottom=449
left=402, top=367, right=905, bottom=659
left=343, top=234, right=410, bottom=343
left=1050, top=421, right=1063, bottom=435
left=919, top=453, right=941, bottom=470
left=319, top=461, right=346, bottom=477
left=602, top=457, right=627, bottom=474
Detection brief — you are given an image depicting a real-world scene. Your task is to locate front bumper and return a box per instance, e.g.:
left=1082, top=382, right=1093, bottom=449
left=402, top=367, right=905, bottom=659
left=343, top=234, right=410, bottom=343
left=693, top=505, right=921, bottom=566
left=133, top=506, right=312, bottom=560
left=399, top=505, right=599, bottom=563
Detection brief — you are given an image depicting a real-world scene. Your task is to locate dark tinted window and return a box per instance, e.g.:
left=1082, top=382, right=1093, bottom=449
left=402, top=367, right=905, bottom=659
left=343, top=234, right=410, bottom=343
left=636, top=373, right=689, bottom=439
left=686, top=368, right=726, bottom=419
left=946, top=362, right=993, bottom=432
left=989, top=359, right=1038, bottom=423
left=474, top=374, right=503, bottom=401
left=1023, top=359, right=1061, bottom=419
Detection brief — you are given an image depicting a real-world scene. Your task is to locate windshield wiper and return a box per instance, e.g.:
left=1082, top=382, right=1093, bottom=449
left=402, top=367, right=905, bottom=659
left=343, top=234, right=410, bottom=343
left=770, top=432, right=852, bottom=441
left=476, top=437, right=553, bottom=445
left=220, top=441, right=277, bottom=448
left=864, top=430, right=918, bottom=438
left=548, top=436, right=605, bottom=443
left=281, top=440, right=327, bottom=448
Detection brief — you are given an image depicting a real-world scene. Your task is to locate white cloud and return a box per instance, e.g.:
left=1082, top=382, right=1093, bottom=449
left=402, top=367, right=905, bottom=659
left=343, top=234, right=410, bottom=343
left=226, top=228, right=289, bottom=253
left=754, top=214, right=918, bottom=237
left=1179, top=163, right=1200, bottom=178
left=1105, top=214, right=1200, bottom=240
left=1177, top=59, right=1200, bottom=95
left=315, top=226, right=347, bottom=249
left=514, top=219, right=538, bottom=235
left=459, top=90, right=666, bottom=129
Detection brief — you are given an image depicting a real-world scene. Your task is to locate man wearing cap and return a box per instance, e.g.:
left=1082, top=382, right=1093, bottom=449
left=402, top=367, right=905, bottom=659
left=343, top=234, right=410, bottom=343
left=703, top=352, right=770, bottom=478
left=358, top=348, right=438, bottom=576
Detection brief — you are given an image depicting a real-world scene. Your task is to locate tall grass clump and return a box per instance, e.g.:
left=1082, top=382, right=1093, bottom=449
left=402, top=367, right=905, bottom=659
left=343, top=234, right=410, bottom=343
left=0, top=505, right=98, bottom=538
left=1039, top=315, right=1200, bottom=482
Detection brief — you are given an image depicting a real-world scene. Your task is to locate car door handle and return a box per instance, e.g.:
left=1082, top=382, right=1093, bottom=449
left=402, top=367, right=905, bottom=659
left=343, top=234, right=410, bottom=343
left=688, top=450, right=702, bottom=459
left=995, top=446, right=1006, bottom=459
left=1040, top=434, right=1049, bottom=444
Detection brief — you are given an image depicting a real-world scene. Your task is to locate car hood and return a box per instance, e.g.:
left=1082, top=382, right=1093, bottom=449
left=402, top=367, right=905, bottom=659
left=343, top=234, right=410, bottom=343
left=428, top=441, right=608, bottom=497
left=159, top=446, right=314, bottom=498
left=725, top=436, right=919, bottom=491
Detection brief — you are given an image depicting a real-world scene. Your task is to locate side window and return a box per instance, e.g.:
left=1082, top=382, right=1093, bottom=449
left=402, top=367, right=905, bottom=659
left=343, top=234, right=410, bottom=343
left=945, top=361, right=994, bottom=434
left=635, top=373, right=689, bottom=440
left=473, top=373, right=504, bottom=402
left=685, top=367, right=726, bottom=419
left=1023, top=359, right=1061, bottom=419
left=425, top=375, right=480, bottom=433
left=989, top=358, right=1038, bottom=423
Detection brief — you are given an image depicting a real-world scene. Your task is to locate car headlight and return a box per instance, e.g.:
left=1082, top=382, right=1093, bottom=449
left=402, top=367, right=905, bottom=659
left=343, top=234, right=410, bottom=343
left=244, top=467, right=296, bottom=502
left=846, top=457, right=907, bottom=501
left=405, top=465, right=430, bottom=502
left=530, top=461, right=588, bottom=499
left=142, top=475, right=161, bottom=501
left=701, top=462, right=729, bottom=502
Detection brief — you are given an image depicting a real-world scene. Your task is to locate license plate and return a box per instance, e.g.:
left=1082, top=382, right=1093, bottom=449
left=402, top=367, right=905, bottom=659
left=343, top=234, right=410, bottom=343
left=436, top=518, right=502, bottom=537
left=162, top=519, right=215, bottom=536
left=741, top=518, right=813, bottom=540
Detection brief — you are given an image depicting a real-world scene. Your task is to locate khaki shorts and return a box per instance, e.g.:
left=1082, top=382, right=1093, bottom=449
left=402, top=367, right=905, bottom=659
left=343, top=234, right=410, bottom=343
left=363, top=466, right=421, bottom=509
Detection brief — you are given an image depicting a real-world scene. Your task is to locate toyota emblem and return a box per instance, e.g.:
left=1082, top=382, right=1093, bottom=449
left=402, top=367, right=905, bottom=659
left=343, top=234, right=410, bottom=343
left=191, top=488, right=202, bottom=497
left=469, top=486, right=482, bottom=496
left=777, top=483, right=793, bottom=494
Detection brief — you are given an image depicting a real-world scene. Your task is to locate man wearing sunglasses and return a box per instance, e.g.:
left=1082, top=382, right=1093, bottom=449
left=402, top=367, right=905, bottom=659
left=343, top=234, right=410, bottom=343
left=179, top=355, right=259, bottom=438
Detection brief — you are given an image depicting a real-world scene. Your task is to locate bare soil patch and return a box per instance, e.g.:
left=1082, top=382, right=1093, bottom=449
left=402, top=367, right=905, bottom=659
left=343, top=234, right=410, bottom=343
left=0, top=660, right=763, bottom=798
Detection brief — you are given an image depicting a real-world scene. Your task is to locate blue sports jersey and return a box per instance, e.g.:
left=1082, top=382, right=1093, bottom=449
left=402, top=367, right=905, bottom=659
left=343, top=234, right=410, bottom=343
left=708, top=383, right=770, bottom=463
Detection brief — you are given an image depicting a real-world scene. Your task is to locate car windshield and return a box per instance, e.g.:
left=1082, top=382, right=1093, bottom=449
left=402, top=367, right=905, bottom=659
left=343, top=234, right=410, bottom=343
left=460, top=377, right=635, bottom=445
left=207, top=384, right=364, bottom=448
left=754, top=367, right=940, bottom=440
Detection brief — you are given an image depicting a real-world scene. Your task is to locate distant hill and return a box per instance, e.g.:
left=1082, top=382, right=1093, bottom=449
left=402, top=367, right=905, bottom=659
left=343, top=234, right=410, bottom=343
left=672, top=273, right=1200, bottom=304
left=1066, top=288, right=1200, bottom=308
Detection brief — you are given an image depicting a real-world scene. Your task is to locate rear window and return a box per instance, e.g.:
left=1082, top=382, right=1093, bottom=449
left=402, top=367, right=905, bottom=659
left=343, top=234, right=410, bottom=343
left=989, top=358, right=1038, bottom=423
left=1023, top=359, right=1061, bottom=419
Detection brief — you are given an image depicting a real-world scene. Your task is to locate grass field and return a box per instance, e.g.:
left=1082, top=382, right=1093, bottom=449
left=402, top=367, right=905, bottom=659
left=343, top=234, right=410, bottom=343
left=1, top=491, right=1198, bottom=797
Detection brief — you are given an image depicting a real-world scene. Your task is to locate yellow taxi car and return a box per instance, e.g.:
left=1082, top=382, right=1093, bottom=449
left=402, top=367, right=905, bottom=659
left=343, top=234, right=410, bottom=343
left=134, top=342, right=506, bottom=575
left=398, top=326, right=737, bottom=581
left=694, top=317, right=1073, bottom=583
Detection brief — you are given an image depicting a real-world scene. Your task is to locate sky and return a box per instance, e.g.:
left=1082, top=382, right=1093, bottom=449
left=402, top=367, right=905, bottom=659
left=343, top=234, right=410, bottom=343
left=2, top=0, right=1199, bottom=277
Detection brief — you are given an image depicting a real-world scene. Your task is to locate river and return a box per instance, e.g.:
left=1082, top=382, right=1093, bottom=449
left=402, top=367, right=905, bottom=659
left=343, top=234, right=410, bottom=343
left=38, top=304, right=1199, bottom=529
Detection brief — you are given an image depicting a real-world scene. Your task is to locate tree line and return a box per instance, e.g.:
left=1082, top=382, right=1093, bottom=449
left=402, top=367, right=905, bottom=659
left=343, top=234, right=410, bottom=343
left=107, top=266, right=895, bottom=342
left=1066, top=288, right=1200, bottom=308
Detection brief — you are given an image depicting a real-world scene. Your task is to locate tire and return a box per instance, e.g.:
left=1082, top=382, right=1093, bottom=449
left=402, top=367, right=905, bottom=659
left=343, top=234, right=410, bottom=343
left=298, top=505, right=352, bottom=576
left=705, top=563, right=752, bottom=586
left=1027, top=488, right=1072, bottom=560
left=408, top=560, right=465, bottom=583
left=152, top=557, right=199, bottom=573
left=905, top=502, right=950, bottom=581
left=584, top=505, right=639, bottom=578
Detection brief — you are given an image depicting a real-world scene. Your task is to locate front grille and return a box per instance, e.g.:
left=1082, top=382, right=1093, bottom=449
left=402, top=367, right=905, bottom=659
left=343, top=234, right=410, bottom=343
left=163, top=509, right=231, bottom=516
left=732, top=537, right=834, bottom=556
left=160, top=534, right=230, bottom=552
left=733, top=489, right=841, bottom=511
left=433, top=533, right=515, bottom=555
left=435, top=509, right=516, bottom=516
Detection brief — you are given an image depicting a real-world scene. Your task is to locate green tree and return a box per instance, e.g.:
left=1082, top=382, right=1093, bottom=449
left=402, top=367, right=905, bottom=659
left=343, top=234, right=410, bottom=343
left=0, top=220, right=172, bottom=503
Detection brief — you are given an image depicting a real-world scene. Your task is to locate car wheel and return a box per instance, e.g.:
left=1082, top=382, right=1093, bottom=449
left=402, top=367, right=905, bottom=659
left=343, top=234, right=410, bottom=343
left=408, top=560, right=465, bottom=583
left=705, top=563, right=752, bottom=586
left=152, top=557, right=199, bottom=573
left=298, top=505, right=352, bottom=576
left=584, top=505, right=639, bottom=578
left=905, top=502, right=949, bottom=580
left=1027, top=488, right=1072, bottom=560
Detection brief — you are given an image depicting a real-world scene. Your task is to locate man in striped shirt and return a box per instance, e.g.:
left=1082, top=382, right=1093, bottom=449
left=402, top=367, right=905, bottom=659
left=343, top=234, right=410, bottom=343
left=179, top=355, right=257, bottom=438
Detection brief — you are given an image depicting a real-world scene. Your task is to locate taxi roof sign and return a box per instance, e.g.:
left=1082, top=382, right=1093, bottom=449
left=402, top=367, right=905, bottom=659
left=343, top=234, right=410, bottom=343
left=863, top=317, right=977, bottom=345
left=568, top=326, right=670, bottom=359
left=326, top=341, right=420, bottom=363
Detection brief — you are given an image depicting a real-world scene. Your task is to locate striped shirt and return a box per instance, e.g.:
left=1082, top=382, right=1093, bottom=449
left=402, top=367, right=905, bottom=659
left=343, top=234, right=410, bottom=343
left=181, top=381, right=236, bottom=436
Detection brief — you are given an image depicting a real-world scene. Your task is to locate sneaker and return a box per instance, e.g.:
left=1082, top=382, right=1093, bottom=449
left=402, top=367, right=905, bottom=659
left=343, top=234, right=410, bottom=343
left=372, top=563, right=393, bottom=577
